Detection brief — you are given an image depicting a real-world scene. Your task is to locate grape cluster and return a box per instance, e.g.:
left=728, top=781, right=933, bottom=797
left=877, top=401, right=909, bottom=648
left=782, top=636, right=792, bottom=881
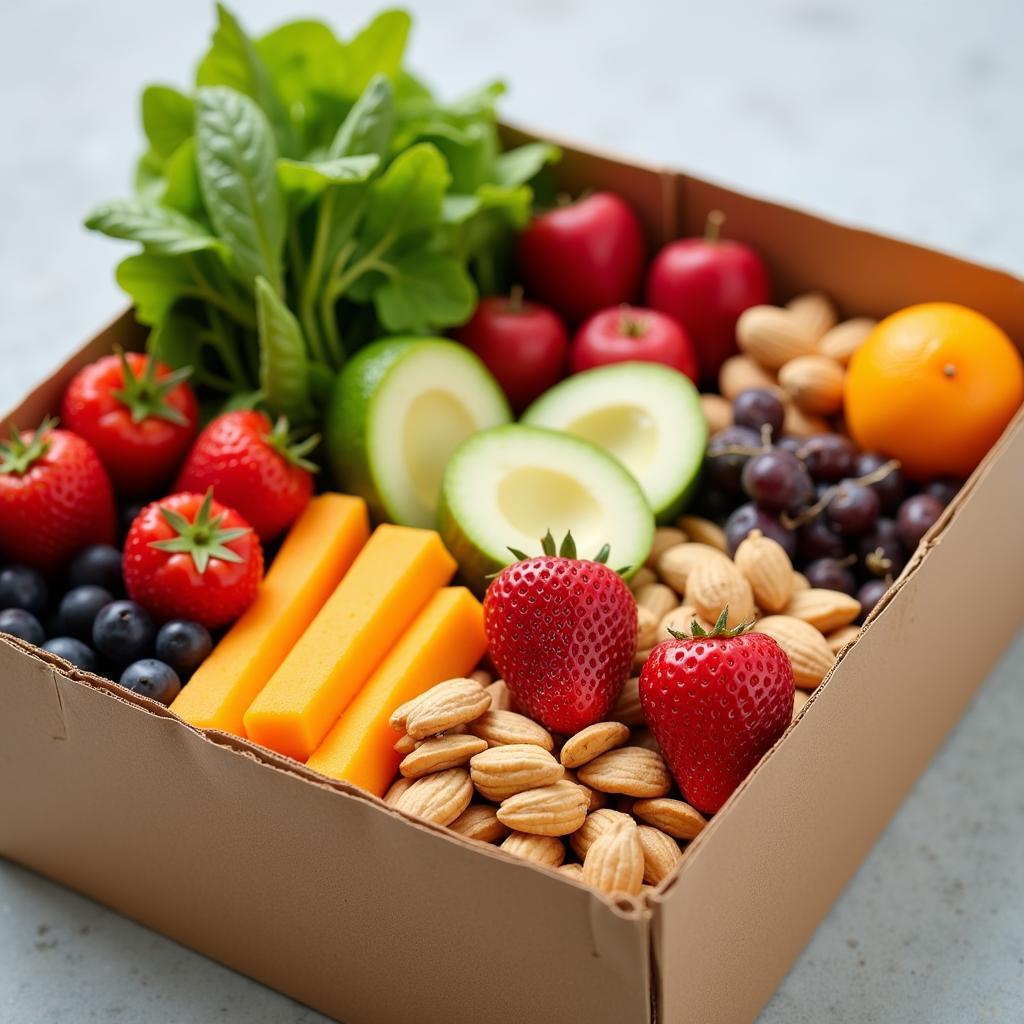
left=699, top=388, right=959, bottom=621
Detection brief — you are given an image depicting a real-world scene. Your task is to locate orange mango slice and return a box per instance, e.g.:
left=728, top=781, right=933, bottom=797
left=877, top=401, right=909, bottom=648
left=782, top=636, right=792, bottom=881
left=306, top=587, right=486, bottom=795
left=170, top=493, right=369, bottom=736
left=243, top=524, right=456, bottom=761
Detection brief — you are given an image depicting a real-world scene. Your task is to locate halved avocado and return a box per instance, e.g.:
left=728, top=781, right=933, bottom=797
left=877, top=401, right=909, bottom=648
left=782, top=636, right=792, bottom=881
left=438, top=423, right=655, bottom=594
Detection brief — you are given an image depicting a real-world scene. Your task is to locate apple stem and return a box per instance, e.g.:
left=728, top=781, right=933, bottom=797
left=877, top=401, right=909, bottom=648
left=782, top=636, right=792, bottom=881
left=705, top=209, right=726, bottom=244
left=555, top=191, right=573, bottom=208
left=618, top=306, right=647, bottom=338
left=508, top=284, right=525, bottom=313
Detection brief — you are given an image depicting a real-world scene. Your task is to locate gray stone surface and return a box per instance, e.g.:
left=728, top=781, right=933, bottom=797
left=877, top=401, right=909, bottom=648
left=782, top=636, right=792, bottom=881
left=1, top=1, right=1022, bottom=1021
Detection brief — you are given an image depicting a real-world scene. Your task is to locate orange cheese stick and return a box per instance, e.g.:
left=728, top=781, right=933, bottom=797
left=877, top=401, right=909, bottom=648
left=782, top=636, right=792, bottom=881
left=170, top=493, right=370, bottom=736
left=306, top=587, right=485, bottom=794
left=243, top=524, right=456, bottom=761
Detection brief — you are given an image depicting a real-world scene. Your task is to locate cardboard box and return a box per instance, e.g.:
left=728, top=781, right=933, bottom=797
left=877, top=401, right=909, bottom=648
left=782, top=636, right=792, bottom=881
left=1, top=131, right=1022, bottom=1024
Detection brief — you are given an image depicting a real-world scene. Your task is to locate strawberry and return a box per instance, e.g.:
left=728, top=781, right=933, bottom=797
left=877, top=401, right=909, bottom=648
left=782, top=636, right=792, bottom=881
left=123, top=489, right=263, bottom=628
left=175, top=411, right=316, bottom=541
left=483, top=531, right=637, bottom=734
left=639, top=610, right=794, bottom=814
left=0, top=418, right=116, bottom=573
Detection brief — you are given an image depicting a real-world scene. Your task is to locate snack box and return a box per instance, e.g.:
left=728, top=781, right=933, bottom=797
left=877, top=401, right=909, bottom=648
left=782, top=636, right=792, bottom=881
left=2, top=127, right=1022, bottom=1024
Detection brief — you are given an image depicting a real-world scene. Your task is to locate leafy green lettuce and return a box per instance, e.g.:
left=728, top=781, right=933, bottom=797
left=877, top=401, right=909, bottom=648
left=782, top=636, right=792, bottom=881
left=86, top=3, right=558, bottom=422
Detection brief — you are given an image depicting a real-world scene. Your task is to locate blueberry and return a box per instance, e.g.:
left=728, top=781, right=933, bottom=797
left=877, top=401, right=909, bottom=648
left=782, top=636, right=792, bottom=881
left=92, top=600, right=155, bottom=665
left=857, top=578, right=890, bottom=620
left=68, top=544, right=123, bottom=592
left=0, top=565, right=48, bottom=615
left=119, top=659, right=181, bottom=705
left=0, top=608, right=45, bottom=645
left=42, top=637, right=98, bottom=672
left=58, top=585, right=114, bottom=640
left=155, top=620, right=213, bottom=678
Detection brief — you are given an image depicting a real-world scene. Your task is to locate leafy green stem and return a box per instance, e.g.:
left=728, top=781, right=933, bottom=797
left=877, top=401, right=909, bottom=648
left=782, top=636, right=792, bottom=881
left=184, top=256, right=257, bottom=329
left=204, top=307, right=251, bottom=390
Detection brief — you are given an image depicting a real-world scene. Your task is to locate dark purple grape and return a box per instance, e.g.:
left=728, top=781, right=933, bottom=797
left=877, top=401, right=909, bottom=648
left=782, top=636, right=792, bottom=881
left=922, top=477, right=963, bottom=507
left=897, top=494, right=944, bottom=550
left=799, top=517, right=847, bottom=562
left=857, top=578, right=890, bottom=619
left=826, top=481, right=880, bottom=535
left=725, top=502, right=798, bottom=559
left=741, top=450, right=814, bottom=512
left=804, top=557, right=857, bottom=596
left=853, top=452, right=905, bottom=513
left=732, top=389, right=785, bottom=437
left=705, top=426, right=762, bottom=495
left=800, top=433, right=856, bottom=482
left=776, top=435, right=804, bottom=456
left=857, top=518, right=907, bottom=578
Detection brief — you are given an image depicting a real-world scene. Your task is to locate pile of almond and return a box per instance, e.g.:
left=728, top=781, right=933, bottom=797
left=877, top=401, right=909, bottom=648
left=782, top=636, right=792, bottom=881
left=700, top=291, right=875, bottom=436
left=385, top=674, right=705, bottom=900
left=629, top=516, right=863, bottom=714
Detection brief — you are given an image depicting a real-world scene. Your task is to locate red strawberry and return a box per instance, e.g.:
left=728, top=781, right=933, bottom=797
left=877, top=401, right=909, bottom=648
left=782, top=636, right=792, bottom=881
left=175, top=411, right=316, bottom=541
left=483, top=531, right=637, bottom=733
left=123, top=489, right=263, bottom=628
left=639, top=610, right=794, bottom=814
left=0, top=418, right=116, bottom=572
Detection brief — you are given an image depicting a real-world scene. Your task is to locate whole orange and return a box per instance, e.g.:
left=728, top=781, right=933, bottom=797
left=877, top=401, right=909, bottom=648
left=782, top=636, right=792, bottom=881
left=845, top=302, right=1023, bottom=480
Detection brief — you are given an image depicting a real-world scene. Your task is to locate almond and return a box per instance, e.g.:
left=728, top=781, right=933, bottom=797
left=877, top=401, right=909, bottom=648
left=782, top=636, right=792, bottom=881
left=447, top=803, right=510, bottom=844
left=497, top=780, right=589, bottom=837
left=631, top=728, right=661, bottom=754
left=577, top=747, right=672, bottom=798
left=563, top=769, right=606, bottom=812
left=699, top=392, right=733, bottom=434
left=560, top=721, right=631, bottom=768
left=632, top=647, right=653, bottom=673
left=676, top=515, right=728, bottom=552
left=791, top=571, right=810, bottom=591
left=778, top=355, right=845, bottom=416
left=793, top=689, right=811, bottom=719
left=718, top=354, right=782, bottom=400
left=756, top=614, right=835, bottom=688
left=401, top=678, right=491, bottom=739
left=608, top=676, right=644, bottom=727
left=399, top=734, right=488, bottom=778
left=384, top=776, right=414, bottom=806
left=393, top=733, right=419, bottom=755
left=784, top=588, right=861, bottom=633
left=782, top=402, right=830, bottom=438
left=657, top=542, right=730, bottom=595
left=632, top=797, right=708, bottom=840
left=469, top=709, right=554, bottom=750
left=685, top=558, right=755, bottom=628
left=645, top=526, right=688, bottom=568
left=569, top=808, right=633, bottom=860
left=817, top=317, right=876, bottom=366
left=637, top=825, right=683, bottom=885
left=582, top=819, right=644, bottom=897
left=628, top=566, right=658, bottom=593
left=558, top=862, right=585, bottom=880
left=469, top=668, right=493, bottom=687
left=736, top=305, right=818, bottom=371
left=786, top=291, right=838, bottom=341
left=501, top=831, right=565, bottom=867
left=484, top=679, right=514, bottom=712
left=633, top=582, right=679, bottom=623
left=734, top=528, right=794, bottom=613
left=469, top=743, right=564, bottom=801
left=826, top=624, right=861, bottom=655
left=636, top=605, right=660, bottom=650
left=393, top=768, right=474, bottom=826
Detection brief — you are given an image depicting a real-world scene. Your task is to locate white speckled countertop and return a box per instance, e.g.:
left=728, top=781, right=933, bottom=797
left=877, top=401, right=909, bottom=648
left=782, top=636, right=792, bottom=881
left=1, top=1, right=1022, bottom=1021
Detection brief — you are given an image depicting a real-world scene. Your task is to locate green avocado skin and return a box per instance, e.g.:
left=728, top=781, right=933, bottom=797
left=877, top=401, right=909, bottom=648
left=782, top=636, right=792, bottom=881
left=324, top=338, right=420, bottom=524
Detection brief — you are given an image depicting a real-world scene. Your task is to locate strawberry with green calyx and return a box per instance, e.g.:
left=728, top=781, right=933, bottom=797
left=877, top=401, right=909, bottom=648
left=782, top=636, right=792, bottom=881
left=175, top=410, right=317, bottom=541
left=639, top=607, right=794, bottom=814
left=61, top=350, right=199, bottom=495
left=0, top=418, right=116, bottom=572
left=123, top=488, right=263, bottom=628
left=484, top=530, right=637, bottom=734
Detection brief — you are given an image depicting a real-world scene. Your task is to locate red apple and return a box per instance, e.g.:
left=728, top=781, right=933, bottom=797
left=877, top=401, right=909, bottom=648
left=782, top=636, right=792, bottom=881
left=645, top=211, right=771, bottom=383
left=571, top=305, right=697, bottom=381
left=518, top=192, right=646, bottom=324
left=455, top=289, right=569, bottom=412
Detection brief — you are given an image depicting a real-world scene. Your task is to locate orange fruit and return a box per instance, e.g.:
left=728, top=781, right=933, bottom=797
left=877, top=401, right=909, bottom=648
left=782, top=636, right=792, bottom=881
left=845, top=302, right=1023, bottom=480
